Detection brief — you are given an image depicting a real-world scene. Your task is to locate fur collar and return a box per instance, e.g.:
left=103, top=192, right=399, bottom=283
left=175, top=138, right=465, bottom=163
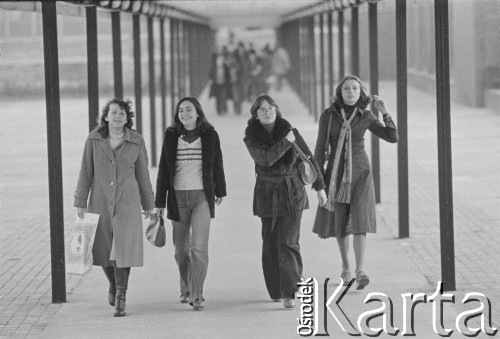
left=245, top=117, right=293, bottom=145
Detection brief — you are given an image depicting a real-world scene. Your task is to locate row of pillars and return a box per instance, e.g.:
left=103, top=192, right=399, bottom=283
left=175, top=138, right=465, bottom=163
left=41, top=1, right=213, bottom=303
left=279, top=0, right=455, bottom=291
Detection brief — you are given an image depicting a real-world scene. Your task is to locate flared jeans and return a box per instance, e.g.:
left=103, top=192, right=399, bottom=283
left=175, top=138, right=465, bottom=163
left=172, top=190, right=211, bottom=303
left=261, top=210, right=303, bottom=299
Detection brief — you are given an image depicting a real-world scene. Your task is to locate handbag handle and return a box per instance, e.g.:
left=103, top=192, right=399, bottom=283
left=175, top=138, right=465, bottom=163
left=292, top=141, right=309, bottom=161
left=325, top=112, right=332, bottom=154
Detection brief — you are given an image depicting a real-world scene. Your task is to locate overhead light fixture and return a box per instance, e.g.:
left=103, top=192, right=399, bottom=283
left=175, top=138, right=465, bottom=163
left=120, top=0, right=131, bottom=10
left=99, top=0, right=111, bottom=7
left=131, top=0, right=141, bottom=13
left=149, top=2, right=157, bottom=15
left=328, top=0, right=336, bottom=11
left=141, top=0, right=150, bottom=14
left=110, top=0, right=121, bottom=9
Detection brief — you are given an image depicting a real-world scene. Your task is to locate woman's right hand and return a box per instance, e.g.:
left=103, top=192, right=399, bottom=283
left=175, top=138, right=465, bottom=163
left=285, top=130, right=295, bottom=143
left=157, top=208, right=165, bottom=218
left=317, top=189, right=327, bottom=207
left=76, top=207, right=86, bottom=219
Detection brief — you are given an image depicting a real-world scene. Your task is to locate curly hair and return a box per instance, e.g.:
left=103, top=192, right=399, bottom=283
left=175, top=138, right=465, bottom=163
left=332, top=75, right=371, bottom=111
left=96, top=98, right=135, bottom=138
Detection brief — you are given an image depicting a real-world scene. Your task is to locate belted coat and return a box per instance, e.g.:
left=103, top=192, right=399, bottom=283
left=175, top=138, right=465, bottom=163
left=74, top=128, right=155, bottom=267
left=244, top=117, right=325, bottom=222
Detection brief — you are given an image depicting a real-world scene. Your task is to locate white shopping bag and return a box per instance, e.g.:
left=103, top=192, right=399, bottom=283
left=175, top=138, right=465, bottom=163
left=66, top=212, right=99, bottom=275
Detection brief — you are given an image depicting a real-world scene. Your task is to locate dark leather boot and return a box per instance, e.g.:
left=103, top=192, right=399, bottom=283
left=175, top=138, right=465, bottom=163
left=114, top=267, right=130, bottom=317
left=102, top=266, right=116, bottom=306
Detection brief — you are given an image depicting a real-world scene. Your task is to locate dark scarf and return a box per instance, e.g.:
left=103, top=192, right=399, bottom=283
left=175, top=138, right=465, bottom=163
left=180, top=127, right=201, bottom=143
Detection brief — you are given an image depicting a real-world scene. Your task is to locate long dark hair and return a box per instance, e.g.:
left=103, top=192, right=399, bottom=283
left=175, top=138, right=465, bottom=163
left=96, top=98, right=135, bottom=138
left=332, top=75, right=371, bottom=111
left=248, top=93, right=283, bottom=122
left=171, top=97, right=213, bottom=133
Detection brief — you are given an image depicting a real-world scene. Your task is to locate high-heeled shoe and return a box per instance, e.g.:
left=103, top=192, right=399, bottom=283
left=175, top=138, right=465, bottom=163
left=340, top=270, right=352, bottom=286
left=356, top=271, right=370, bottom=290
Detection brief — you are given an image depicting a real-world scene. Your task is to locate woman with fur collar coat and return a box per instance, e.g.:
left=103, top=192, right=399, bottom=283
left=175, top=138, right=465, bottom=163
left=244, top=94, right=327, bottom=309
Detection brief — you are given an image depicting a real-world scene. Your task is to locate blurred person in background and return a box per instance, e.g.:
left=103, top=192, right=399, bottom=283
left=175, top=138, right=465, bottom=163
left=227, top=46, right=246, bottom=115
left=209, top=48, right=231, bottom=116
left=244, top=50, right=265, bottom=102
left=271, top=43, right=291, bottom=91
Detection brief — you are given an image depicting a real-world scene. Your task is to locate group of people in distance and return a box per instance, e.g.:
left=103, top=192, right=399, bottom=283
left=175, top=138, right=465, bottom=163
left=208, top=41, right=291, bottom=116
left=74, top=74, right=398, bottom=317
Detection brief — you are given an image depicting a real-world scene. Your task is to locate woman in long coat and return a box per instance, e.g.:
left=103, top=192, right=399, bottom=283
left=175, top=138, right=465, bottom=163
left=244, top=94, right=327, bottom=309
left=313, top=75, right=398, bottom=290
left=74, top=98, right=155, bottom=317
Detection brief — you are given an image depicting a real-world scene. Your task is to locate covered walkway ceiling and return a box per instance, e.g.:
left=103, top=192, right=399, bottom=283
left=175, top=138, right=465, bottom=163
left=161, top=0, right=323, bottom=29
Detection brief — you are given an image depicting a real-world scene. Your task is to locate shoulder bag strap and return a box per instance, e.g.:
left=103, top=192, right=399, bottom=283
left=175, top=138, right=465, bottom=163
left=292, top=141, right=309, bottom=161
left=324, top=111, right=333, bottom=159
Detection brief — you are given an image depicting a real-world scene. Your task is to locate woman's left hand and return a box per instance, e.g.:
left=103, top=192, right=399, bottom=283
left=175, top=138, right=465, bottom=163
left=372, top=95, right=389, bottom=116
left=142, top=209, right=155, bottom=218
left=215, top=197, right=224, bottom=205
left=317, top=189, right=327, bottom=207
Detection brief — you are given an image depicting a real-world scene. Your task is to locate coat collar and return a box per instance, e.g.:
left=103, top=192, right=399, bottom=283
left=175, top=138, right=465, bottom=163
left=328, top=105, right=363, bottom=116
left=326, top=105, right=364, bottom=124
left=88, top=128, right=142, bottom=162
left=245, top=117, right=293, bottom=145
left=88, top=128, right=142, bottom=145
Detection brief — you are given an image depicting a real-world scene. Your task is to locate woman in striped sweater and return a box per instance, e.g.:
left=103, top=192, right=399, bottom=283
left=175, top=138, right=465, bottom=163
left=155, top=97, right=227, bottom=311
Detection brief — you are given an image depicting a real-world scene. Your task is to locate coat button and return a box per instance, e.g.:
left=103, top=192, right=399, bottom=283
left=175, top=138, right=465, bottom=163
left=110, top=181, right=114, bottom=186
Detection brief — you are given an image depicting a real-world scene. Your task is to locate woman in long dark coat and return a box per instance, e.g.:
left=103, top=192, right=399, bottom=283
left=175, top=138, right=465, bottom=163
left=74, top=98, right=155, bottom=317
left=244, top=94, right=327, bottom=309
left=313, top=75, right=398, bottom=290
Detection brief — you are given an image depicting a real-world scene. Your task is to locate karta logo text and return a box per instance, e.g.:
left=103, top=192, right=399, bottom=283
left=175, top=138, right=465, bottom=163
left=296, top=278, right=498, bottom=337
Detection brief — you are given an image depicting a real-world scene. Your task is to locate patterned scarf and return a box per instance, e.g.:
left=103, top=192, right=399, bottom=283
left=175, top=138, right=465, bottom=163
left=325, top=107, right=357, bottom=212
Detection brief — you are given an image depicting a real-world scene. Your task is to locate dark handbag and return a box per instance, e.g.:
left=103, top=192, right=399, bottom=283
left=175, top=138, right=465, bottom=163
left=145, top=213, right=166, bottom=247
left=292, top=142, right=318, bottom=185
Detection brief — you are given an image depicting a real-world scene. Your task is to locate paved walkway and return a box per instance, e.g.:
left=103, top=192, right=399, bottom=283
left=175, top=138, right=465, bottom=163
left=1, top=81, right=499, bottom=338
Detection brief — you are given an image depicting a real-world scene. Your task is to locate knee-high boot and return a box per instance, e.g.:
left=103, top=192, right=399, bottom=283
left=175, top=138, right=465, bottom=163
left=114, top=267, right=130, bottom=317
left=102, top=266, right=116, bottom=306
